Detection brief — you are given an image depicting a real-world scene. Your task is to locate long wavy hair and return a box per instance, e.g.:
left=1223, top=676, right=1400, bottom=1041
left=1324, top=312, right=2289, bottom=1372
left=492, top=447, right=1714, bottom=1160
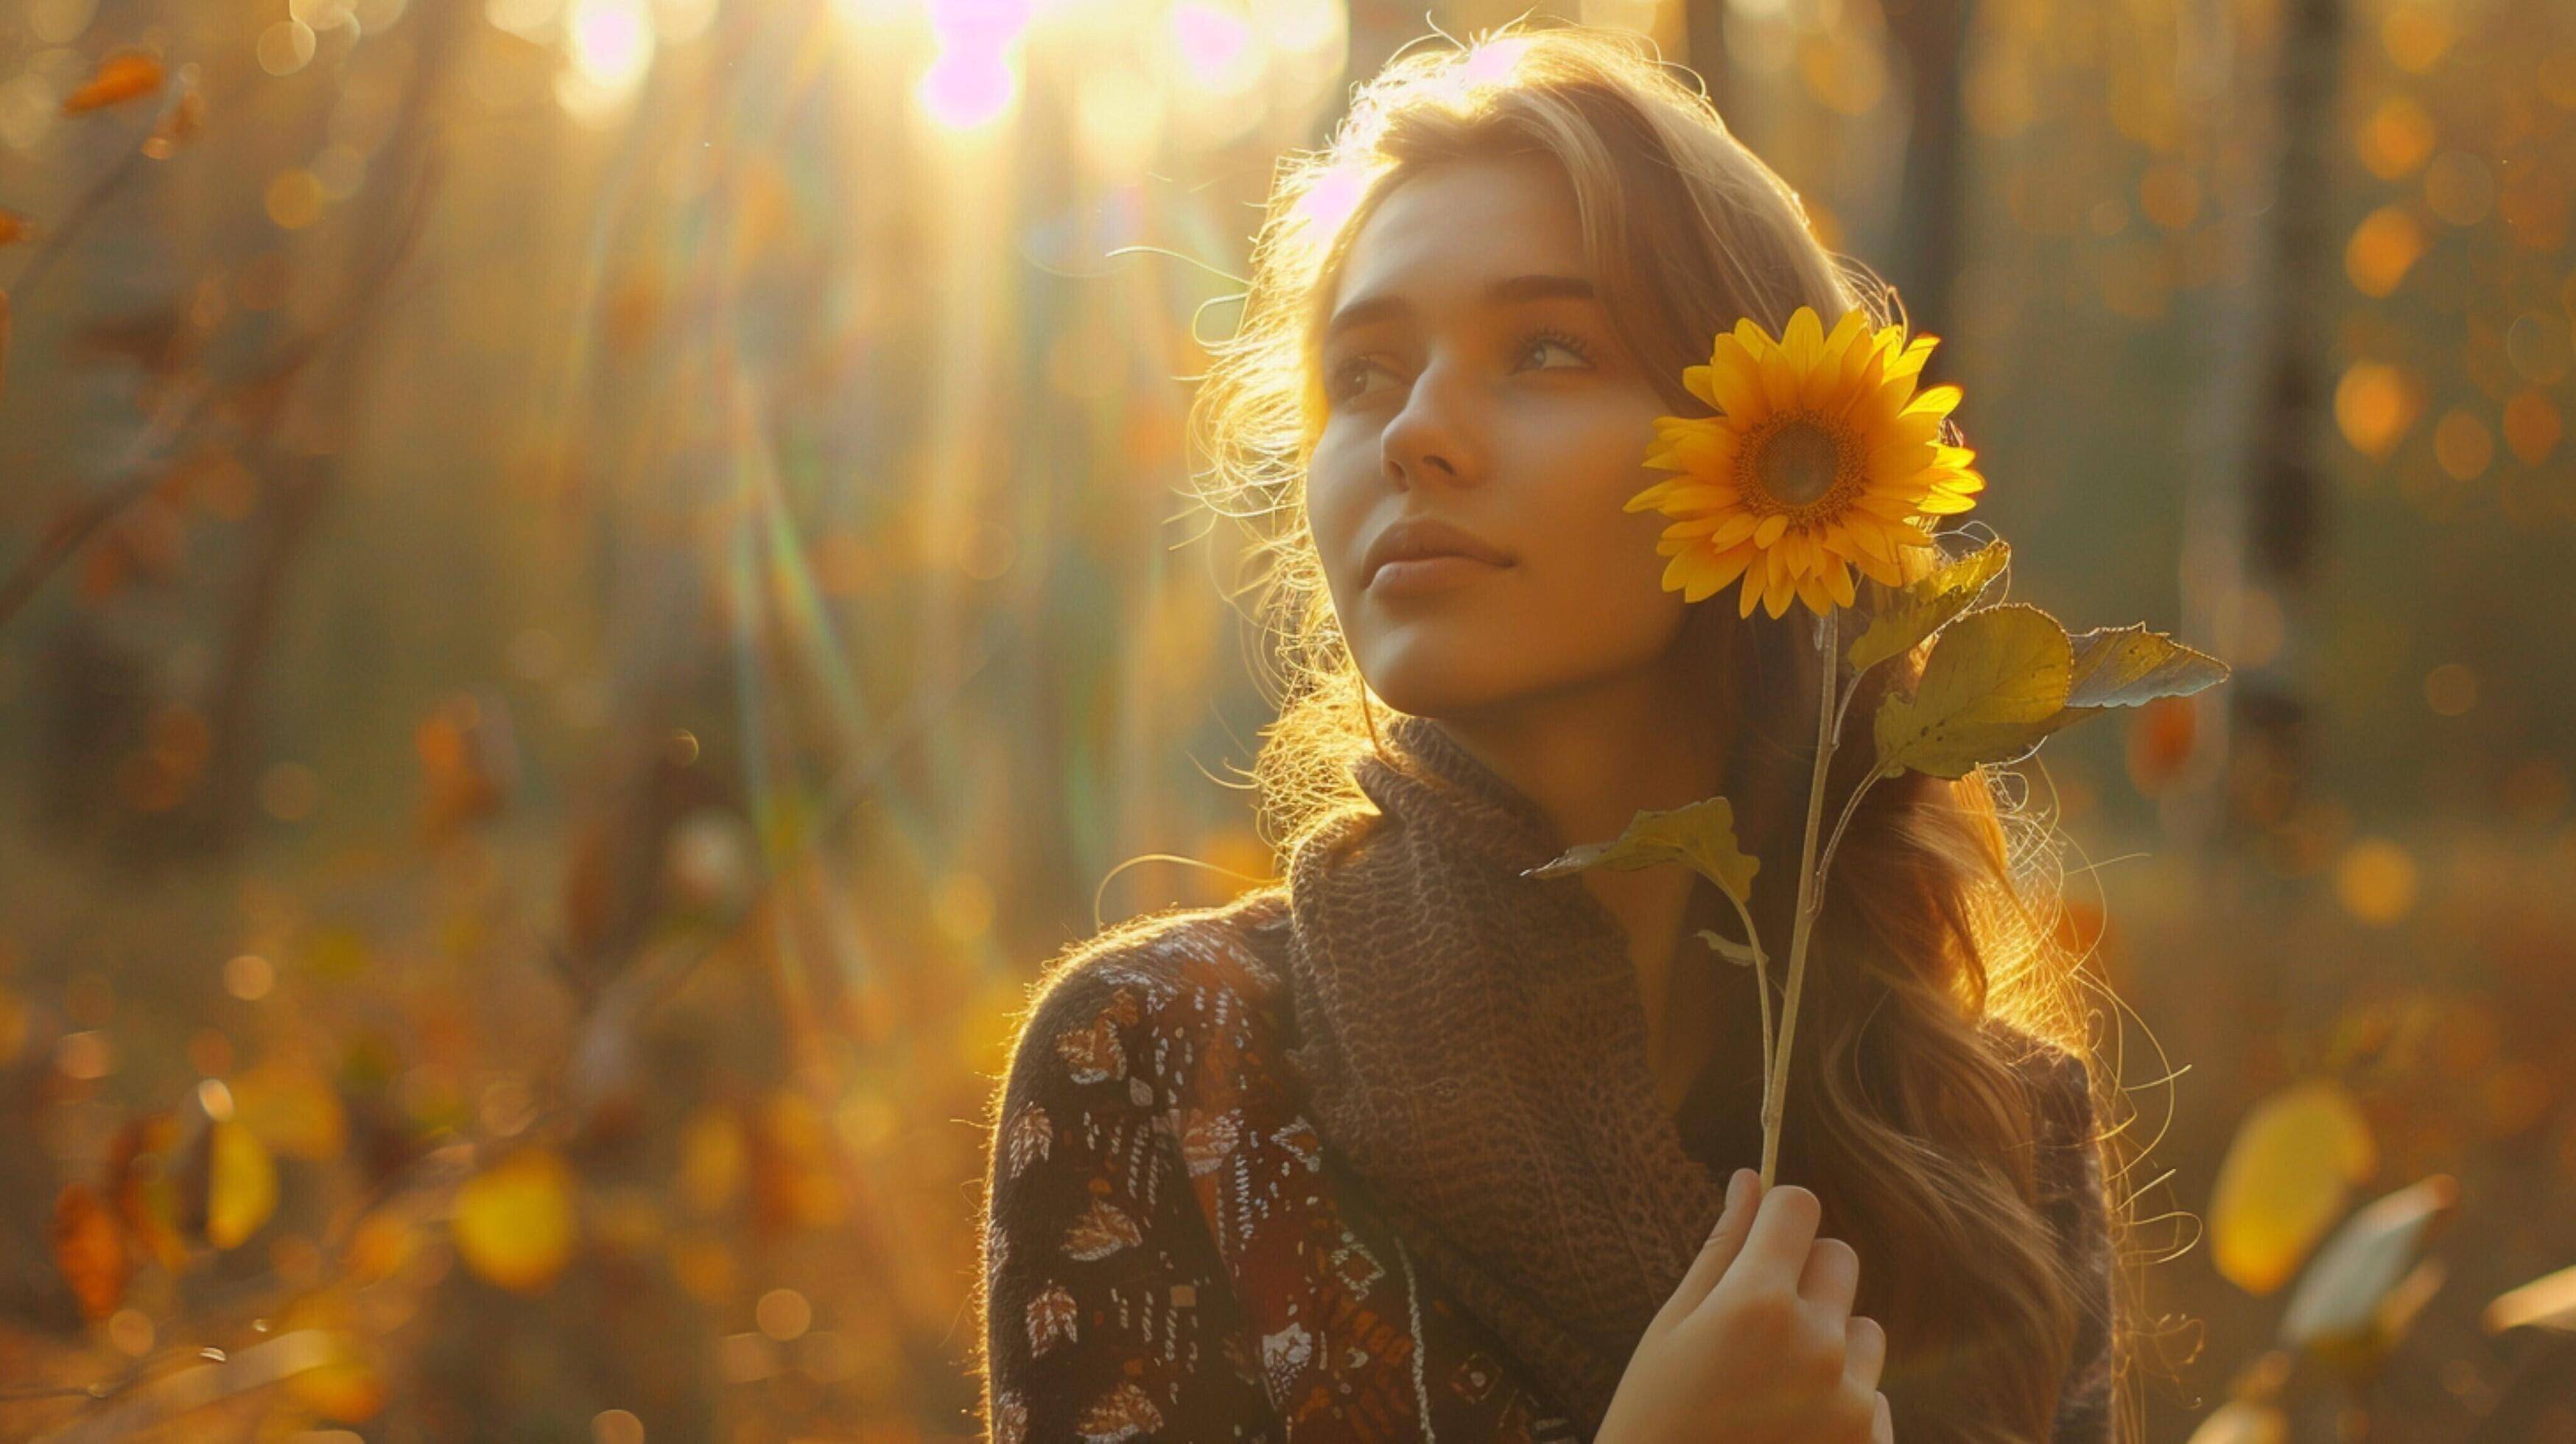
left=1186, top=21, right=2135, bottom=1443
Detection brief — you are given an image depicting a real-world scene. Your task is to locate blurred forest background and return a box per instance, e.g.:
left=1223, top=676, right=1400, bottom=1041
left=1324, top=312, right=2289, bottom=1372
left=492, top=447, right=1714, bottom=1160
left=0, top=0, right=2570, bottom=1438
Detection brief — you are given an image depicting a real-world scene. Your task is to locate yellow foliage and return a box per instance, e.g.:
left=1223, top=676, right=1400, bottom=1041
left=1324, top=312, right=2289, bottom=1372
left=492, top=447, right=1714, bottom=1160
left=229, top=1056, right=349, bottom=1160
left=206, top=1120, right=278, bottom=1250
left=2209, top=1081, right=2377, bottom=1294
left=451, top=1147, right=580, bottom=1292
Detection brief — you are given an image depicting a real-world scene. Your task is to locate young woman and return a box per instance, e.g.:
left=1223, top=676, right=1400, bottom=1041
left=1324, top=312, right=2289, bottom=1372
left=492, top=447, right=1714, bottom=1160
left=976, top=24, right=2121, bottom=1444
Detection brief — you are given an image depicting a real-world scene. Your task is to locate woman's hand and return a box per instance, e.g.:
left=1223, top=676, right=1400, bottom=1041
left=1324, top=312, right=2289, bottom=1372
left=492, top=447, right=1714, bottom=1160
left=1596, top=1171, right=1893, bottom=1444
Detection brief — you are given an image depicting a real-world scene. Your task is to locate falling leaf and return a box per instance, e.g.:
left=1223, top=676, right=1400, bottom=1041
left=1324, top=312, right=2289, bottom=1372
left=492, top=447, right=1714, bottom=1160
left=2485, top=1262, right=2576, bottom=1333
left=345, top=1204, right=421, bottom=1285
left=1523, top=795, right=1761, bottom=903
left=62, top=52, right=167, bottom=114
left=2278, top=1175, right=2458, bottom=1364
left=105, top=1114, right=189, bottom=1272
left=53, top=1182, right=129, bottom=1320
left=141, top=85, right=203, bottom=159
left=678, top=1104, right=748, bottom=1214
left=1845, top=538, right=2011, bottom=673
left=2209, top=1080, right=2377, bottom=1294
left=1873, top=603, right=2074, bottom=779
left=452, top=1147, right=580, bottom=1291
left=206, top=1119, right=279, bottom=1249
left=415, top=697, right=513, bottom=841
left=229, top=1056, right=349, bottom=1160
left=2183, top=1401, right=2288, bottom=1444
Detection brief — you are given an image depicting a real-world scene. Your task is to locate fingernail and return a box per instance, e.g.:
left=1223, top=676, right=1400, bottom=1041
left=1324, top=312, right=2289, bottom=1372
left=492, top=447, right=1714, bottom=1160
left=1723, top=1168, right=1752, bottom=1216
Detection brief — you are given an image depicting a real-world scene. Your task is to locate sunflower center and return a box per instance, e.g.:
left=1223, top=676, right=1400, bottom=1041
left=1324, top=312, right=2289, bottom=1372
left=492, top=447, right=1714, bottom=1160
left=1749, top=416, right=1847, bottom=509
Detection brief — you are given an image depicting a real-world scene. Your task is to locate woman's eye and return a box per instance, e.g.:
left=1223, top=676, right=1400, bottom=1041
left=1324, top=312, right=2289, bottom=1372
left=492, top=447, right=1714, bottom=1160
left=1329, top=357, right=1393, bottom=400
left=1515, top=331, right=1594, bottom=371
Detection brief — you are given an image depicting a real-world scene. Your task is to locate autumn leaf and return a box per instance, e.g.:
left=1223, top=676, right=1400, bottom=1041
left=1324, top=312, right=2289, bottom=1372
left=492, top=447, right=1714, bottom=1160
left=1523, top=795, right=1761, bottom=904
left=677, top=1104, right=747, bottom=1215
left=106, top=1113, right=189, bottom=1272
left=451, top=1147, right=580, bottom=1291
left=1873, top=603, right=2075, bottom=779
left=2183, top=1401, right=2287, bottom=1444
left=0, top=211, right=27, bottom=246
left=2484, top=1262, right=2576, bottom=1333
left=2209, top=1080, right=2377, bottom=1294
left=2279, top=1175, right=2457, bottom=1378
left=230, top=1055, right=350, bottom=1160
left=52, top=1182, right=129, bottom=1320
left=206, top=1118, right=279, bottom=1249
left=62, top=52, right=166, bottom=114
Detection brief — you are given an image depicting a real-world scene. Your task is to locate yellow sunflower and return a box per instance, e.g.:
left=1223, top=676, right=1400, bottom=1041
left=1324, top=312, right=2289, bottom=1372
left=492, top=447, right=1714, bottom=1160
left=1626, top=305, right=1985, bottom=620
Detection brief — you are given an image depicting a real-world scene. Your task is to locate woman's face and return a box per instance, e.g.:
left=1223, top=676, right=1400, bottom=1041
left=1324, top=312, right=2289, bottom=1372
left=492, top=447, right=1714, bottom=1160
left=1305, top=153, right=1691, bottom=721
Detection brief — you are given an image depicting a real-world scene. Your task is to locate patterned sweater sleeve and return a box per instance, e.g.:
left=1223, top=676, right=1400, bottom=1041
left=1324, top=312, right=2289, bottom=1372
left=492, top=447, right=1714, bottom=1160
left=2029, top=1045, right=2116, bottom=1444
left=978, top=961, right=1282, bottom=1444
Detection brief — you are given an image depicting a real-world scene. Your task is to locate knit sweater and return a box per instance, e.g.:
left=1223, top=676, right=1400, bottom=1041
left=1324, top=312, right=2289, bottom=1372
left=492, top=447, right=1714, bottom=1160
left=977, top=726, right=2114, bottom=1443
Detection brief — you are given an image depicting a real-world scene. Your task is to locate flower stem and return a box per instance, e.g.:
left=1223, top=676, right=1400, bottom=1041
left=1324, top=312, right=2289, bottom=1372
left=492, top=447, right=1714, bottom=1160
left=1716, top=889, right=1775, bottom=1104
left=1759, top=606, right=1839, bottom=1187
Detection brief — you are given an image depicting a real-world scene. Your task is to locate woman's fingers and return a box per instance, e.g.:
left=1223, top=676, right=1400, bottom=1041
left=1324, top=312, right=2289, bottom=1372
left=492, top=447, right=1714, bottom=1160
left=1799, top=1236, right=1860, bottom=1316
left=1731, top=1182, right=1823, bottom=1294
left=1844, top=1314, right=1887, bottom=1390
left=1872, top=1391, right=1894, bottom=1444
left=1666, top=1169, right=1761, bottom=1320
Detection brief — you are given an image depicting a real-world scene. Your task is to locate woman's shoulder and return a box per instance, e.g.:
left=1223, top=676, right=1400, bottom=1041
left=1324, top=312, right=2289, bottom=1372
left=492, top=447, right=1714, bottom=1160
left=1003, top=884, right=1296, bottom=1103
left=1976, top=1015, right=2099, bottom=1146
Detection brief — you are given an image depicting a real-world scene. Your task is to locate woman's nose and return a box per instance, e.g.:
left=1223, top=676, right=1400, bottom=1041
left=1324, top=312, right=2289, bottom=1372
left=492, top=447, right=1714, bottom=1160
left=1379, top=360, right=1485, bottom=490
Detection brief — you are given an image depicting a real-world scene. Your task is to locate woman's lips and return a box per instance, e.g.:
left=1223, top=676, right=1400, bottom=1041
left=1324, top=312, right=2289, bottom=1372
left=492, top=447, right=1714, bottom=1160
left=1367, top=554, right=1509, bottom=597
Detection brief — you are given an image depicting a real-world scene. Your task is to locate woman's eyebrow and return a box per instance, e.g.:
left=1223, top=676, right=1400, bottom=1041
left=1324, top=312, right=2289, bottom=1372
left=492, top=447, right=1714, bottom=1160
left=1322, top=273, right=1598, bottom=346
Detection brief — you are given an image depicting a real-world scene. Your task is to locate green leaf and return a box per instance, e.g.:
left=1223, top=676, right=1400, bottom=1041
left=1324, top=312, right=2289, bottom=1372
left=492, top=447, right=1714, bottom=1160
left=2061, top=623, right=2232, bottom=709
left=1871, top=603, right=2074, bottom=779
left=1523, top=796, right=1759, bottom=903
left=1845, top=539, right=2010, bottom=673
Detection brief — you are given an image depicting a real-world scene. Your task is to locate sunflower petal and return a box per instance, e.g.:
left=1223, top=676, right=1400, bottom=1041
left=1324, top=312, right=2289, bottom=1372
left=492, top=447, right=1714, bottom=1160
left=1826, top=561, right=1857, bottom=609
left=1699, top=542, right=1757, bottom=592
left=1701, top=343, right=1769, bottom=422
left=1682, top=365, right=1722, bottom=411
left=1752, top=513, right=1791, bottom=548
left=1901, top=382, right=1965, bottom=420
left=1851, top=545, right=1904, bottom=589
left=1782, top=307, right=1824, bottom=372
left=1711, top=511, right=1761, bottom=548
